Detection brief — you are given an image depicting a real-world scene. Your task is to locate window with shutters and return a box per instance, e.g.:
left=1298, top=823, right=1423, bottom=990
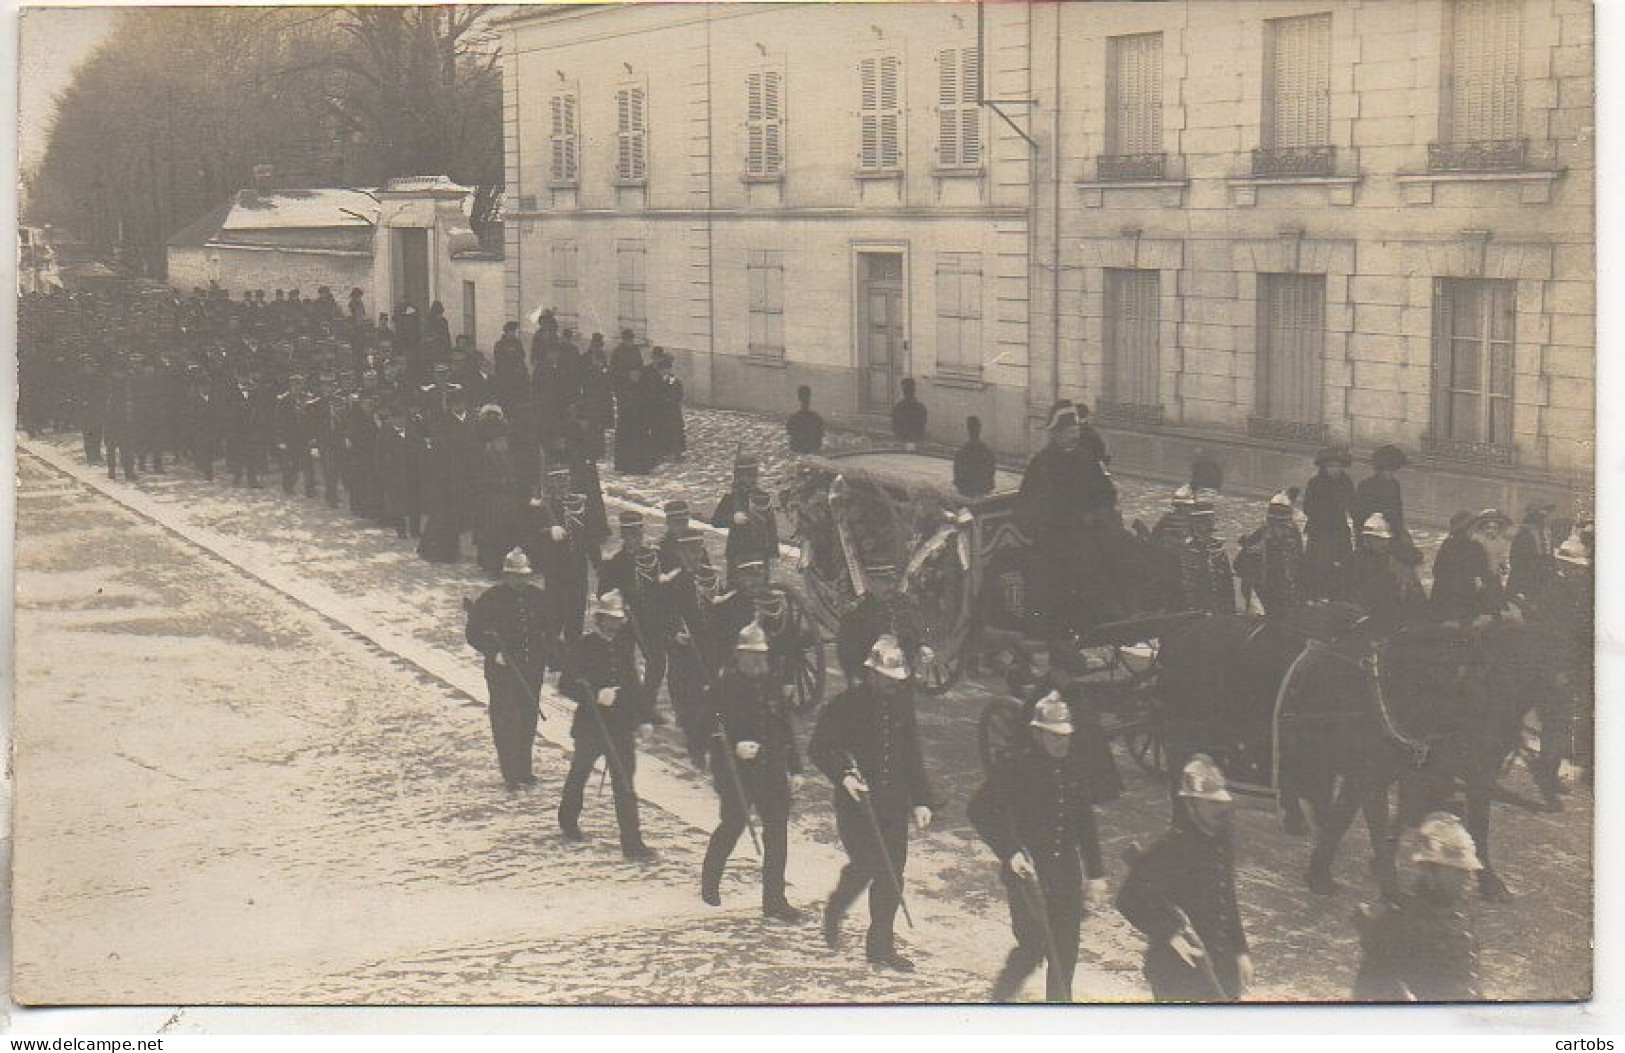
left=1102, top=33, right=1165, bottom=181
left=616, top=240, right=647, bottom=338
left=858, top=53, right=903, bottom=174
left=1102, top=269, right=1162, bottom=420
left=937, top=46, right=981, bottom=169
left=1256, top=13, right=1334, bottom=177
left=1429, top=279, right=1516, bottom=459
left=548, top=91, right=579, bottom=186
left=935, top=254, right=982, bottom=376
left=747, top=250, right=785, bottom=360
left=549, top=241, right=579, bottom=330
left=1432, top=0, right=1526, bottom=171
left=613, top=83, right=648, bottom=185
left=1250, top=273, right=1327, bottom=443
left=745, top=66, right=785, bottom=180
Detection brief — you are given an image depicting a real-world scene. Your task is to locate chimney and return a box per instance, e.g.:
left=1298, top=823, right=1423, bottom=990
left=252, top=164, right=275, bottom=198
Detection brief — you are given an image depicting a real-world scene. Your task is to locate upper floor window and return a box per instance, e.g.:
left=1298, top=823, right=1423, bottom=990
left=859, top=53, right=903, bottom=173
left=549, top=91, right=579, bottom=186
left=1103, top=33, right=1164, bottom=180
left=937, top=46, right=981, bottom=169
left=1432, top=0, right=1525, bottom=171
left=614, top=83, right=648, bottom=185
left=745, top=66, right=785, bottom=180
left=1257, top=13, right=1333, bottom=176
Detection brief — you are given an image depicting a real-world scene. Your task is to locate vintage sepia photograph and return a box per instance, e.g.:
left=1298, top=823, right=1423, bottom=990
left=11, top=0, right=1596, bottom=1010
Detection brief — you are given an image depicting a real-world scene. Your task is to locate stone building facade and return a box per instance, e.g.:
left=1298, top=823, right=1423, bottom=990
left=497, top=0, right=1593, bottom=517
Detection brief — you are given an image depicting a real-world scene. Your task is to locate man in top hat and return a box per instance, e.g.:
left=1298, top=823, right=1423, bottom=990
left=1018, top=399, right=1123, bottom=639
left=700, top=622, right=805, bottom=922
left=1302, top=446, right=1356, bottom=601
left=1235, top=490, right=1303, bottom=614
left=1508, top=500, right=1560, bottom=603
left=712, top=451, right=779, bottom=581
left=954, top=415, right=998, bottom=498
left=417, top=385, right=478, bottom=563
left=1116, top=754, right=1252, bottom=1002
left=1352, top=812, right=1482, bottom=1001
left=786, top=384, right=826, bottom=455
left=557, top=589, right=658, bottom=861
left=970, top=691, right=1108, bottom=1002
left=1349, top=513, right=1428, bottom=633
left=275, top=372, right=319, bottom=498
left=1354, top=445, right=1419, bottom=566
left=891, top=377, right=928, bottom=452
left=466, top=547, right=561, bottom=790
left=810, top=633, right=936, bottom=971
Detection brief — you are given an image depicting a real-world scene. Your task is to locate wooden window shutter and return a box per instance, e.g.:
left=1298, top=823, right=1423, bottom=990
left=1447, top=0, right=1521, bottom=142
left=764, top=69, right=783, bottom=175
left=938, top=49, right=960, bottom=167
left=747, top=71, right=765, bottom=176
left=880, top=54, right=902, bottom=169
left=1110, top=34, right=1163, bottom=157
left=960, top=46, right=981, bottom=165
left=1266, top=14, right=1331, bottom=150
left=859, top=57, right=880, bottom=170
left=1432, top=278, right=1452, bottom=437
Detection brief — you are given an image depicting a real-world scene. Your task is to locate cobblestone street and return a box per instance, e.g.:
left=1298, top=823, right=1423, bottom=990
left=12, top=432, right=1591, bottom=1006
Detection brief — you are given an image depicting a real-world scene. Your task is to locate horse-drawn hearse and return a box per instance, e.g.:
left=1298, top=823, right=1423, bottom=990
left=778, top=447, right=1200, bottom=770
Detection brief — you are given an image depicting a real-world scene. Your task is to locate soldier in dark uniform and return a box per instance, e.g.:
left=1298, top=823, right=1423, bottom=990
left=1354, top=444, right=1420, bottom=567
left=599, top=509, right=670, bottom=720
left=1185, top=492, right=1236, bottom=615
left=184, top=364, right=217, bottom=481
left=557, top=590, right=658, bottom=861
left=1350, top=513, right=1429, bottom=633
left=711, top=452, right=779, bottom=581
left=1302, top=446, right=1355, bottom=600
left=1116, top=754, right=1253, bottom=1002
left=1352, top=812, right=1483, bottom=1001
left=313, top=371, right=349, bottom=506
left=700, top=622, right=805, bottom=922
left=656, top=501, right=714, bottom=761
left=971, top=692, right=1109, bottom=1003
left=344, top=378, right=381, bottom=517
left=103, top=358, right=139, bottom=481
left=540, top=489, right=594, bottom=649
left=225, top=365, right=262, bottom=488
left=275, top=373, right=319, bottom=498
left=76, top=353, right=107, bottom=467
left=1235, top=491, right=1303, bottom=614
left=953, top=415, right=997, bottom=498
left=374, top=400, right=415, bottom=538
left=465, top=547, right=559, bottom=790
left=132, top=355, right=166, bottom=474
left=786, top=384, right=825, bottom=455
left=810, top=634, right=936, bottom=971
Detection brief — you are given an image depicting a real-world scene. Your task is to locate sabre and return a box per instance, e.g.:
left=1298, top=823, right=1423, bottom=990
left=843, top=751, right=914, bottom=930
left=711, top=714, right=762, bottom=855
left=1170, top=906, right=1227, bottom=1000
left=1013, top=842, right=1063, bottom=982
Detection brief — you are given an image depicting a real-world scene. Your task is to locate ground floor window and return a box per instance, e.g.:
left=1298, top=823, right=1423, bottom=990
left=1255, top=272, right=1326, bottom=431
left=1433, top=277, right=1515, bottom=448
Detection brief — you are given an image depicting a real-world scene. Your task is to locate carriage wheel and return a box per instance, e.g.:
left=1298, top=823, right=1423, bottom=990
left=788, top=633, right=827, bottom=714
left=782, top=592, right=828, bottom=713
left=1125, top=727, right=1167, bottom=775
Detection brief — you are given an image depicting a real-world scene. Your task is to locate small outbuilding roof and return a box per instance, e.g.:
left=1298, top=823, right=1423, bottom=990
left=220, top=188, right=380, bottom=231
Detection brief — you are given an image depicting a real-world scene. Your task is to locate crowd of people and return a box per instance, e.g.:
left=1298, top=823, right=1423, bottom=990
left=17, top=285, right=1592, bottom=1002
left=17, top=286, right=692, bottom=580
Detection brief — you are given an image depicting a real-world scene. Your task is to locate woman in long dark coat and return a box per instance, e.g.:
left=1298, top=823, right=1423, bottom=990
left=649, top=350, right=685, bottom=462
left=1302, top=446, right=1355, bottom=600
left=613, top=364, right=653, bottom=474
left=474, top=406, right=524, bottom=576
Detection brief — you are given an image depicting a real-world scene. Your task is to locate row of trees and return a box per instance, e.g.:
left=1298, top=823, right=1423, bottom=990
left=25, top=6, right=503, bottom=278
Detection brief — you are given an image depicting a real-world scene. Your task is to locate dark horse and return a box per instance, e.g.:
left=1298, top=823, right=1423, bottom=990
left=1155, top=606, right=1543, bottom=902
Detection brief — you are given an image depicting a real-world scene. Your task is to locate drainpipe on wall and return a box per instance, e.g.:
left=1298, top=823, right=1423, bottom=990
left=1052, top=0, right=1063, bottom=413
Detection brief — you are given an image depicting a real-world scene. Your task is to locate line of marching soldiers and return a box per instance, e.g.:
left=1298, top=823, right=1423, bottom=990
left=463, top=480, right=1501, bottom=1001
